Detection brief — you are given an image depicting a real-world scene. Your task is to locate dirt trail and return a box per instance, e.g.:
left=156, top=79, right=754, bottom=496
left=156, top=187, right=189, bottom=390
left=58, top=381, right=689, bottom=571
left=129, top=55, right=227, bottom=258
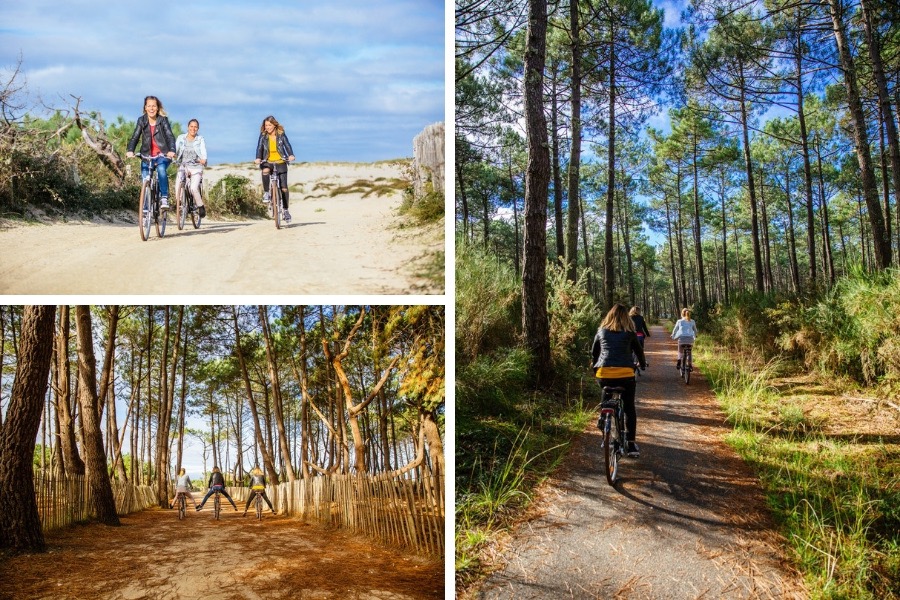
left=0, top=162, right=442, bottom=295
left=0, top=507, right=443, bottom=599
left=479, top=326, right=807, bottom=599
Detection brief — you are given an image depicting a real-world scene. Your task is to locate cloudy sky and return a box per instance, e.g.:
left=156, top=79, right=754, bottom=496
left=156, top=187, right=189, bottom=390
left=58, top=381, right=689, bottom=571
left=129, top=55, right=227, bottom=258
left=1, top=1, right=445, bottom=164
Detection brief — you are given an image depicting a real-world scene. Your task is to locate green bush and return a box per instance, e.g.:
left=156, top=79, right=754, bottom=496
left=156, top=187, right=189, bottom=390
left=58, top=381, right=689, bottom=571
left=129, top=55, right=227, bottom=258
left=207, top=174, right=265, bottom=217
left=546, top=262, right=598, bottom=375
left=455, top=241, right=520, bottom=364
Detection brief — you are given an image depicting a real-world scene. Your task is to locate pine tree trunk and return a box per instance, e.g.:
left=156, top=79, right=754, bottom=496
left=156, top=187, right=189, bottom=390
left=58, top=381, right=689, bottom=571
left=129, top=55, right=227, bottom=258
left=55, top=306, right=84, bottom=476
left=0, top=306, right=55, bottom=553
left=74, top=306, right=120, bottom=526
left=565, top=0, right=582, bottom=283
left=521, top=0, right=552, bottom=387
left=258, top=306, right=296, bottom=482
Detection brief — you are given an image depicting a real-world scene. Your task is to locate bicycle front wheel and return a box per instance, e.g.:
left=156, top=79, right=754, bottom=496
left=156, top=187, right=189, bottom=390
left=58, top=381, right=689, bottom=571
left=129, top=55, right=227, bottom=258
left=684, top=354, right=692, bottom=385
left=139, top=182, right=152, bottom=241
left=176, top=187, right=186, bottom=230
left=156, top=200, right=167, bottom=238
left=191, top=195, right=200, bottom=229
left=273, top=186, right=282, bottom=230
left=603, top=418, right=619, bottom=486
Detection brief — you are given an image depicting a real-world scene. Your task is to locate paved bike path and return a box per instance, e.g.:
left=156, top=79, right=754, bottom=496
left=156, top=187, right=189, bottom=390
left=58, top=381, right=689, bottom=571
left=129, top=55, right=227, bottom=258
left=480, top=327, right=806, bottom=599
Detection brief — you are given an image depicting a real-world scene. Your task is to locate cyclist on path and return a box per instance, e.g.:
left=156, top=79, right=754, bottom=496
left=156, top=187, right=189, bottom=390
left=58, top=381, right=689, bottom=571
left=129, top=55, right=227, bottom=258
left=242, top=465, right=276, bottom=516
left=169, top=467, right=198, bottom=510
left=175, top=118, right=208, bottom=218
left=195, top=465, right=238, bottom=512
left=591, top=303, right=646, bottom=457
left=254, top=115, right=296, bottom=223
left=126, top=95, right=177, bottom=211
left=671, top=308, right=698, bottom=370
left=629, top=306, right=651, bottom=350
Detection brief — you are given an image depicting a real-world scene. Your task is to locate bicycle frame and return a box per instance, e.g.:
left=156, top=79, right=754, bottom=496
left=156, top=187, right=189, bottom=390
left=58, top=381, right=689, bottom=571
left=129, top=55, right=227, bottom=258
left=264, top=160, right=290, bottom=229
left=176, top=167, right=202, bottom=230
left=135, top=154, right=169, bottom=240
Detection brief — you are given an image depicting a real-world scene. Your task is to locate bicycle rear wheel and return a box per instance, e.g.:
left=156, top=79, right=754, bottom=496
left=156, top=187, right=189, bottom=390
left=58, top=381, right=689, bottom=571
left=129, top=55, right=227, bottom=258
left=603, top=417, right=619, bottom=486
left=139, top=182, right=152, bottom=241
left=156, top=199, right=167, bottom=238
left=684, top=352, right=692, bottom=384
left=256, top=494, right=263, bottom=520
left=178, top=495, right=185, bottom=520
left=213, top=493, right=221, bottom=521
left=191, top=188, right=201, bottom=229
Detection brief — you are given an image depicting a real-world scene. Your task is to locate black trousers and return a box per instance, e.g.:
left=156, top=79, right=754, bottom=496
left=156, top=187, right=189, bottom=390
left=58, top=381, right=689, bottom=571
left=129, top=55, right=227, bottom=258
left=597, top=377, right=637, bottom=442
left=244, top=489, right=275, bottom=512
left=260, top=161, right=289, bottom=208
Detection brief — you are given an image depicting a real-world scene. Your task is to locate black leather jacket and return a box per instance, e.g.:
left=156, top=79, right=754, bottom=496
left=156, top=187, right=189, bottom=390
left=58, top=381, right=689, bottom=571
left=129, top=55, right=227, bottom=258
left=256, top=131, right=294, bottom=162
left=127, top=114, right=176, bottom=156
left=208, top=471, right=226, bottom=488
left=591, top=328, right=646, bottom=370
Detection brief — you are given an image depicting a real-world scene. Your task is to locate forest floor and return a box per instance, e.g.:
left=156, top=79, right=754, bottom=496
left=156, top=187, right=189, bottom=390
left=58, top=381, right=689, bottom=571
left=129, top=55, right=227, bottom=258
left=474, top=326, right=809, bottom=599
left=0, top=162, right=443, bottom=295
left=0, top=506, right=443, bottom=599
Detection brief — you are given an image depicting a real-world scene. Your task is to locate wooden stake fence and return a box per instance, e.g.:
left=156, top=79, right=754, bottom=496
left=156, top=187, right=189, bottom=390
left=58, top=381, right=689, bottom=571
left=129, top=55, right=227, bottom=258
left=226, top=472, right=444, bottom=557
left=33, top=470, right=157, bottom=532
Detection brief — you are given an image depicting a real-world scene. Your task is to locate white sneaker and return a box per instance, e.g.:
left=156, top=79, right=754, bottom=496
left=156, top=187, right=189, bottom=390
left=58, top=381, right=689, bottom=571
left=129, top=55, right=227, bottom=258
left=263, top=192, right=271, bottom=204
left=159, top=197, right=169, bottom=210
left=283, top=209, right=292, bottom=223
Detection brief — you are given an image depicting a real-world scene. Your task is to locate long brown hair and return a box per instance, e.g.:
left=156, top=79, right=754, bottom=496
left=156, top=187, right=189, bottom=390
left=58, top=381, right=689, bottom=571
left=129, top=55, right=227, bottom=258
left=143, top=95, right=167, bottom=117
left=259, top=115, right=284, bottom=135
left=600, top=303, right=635, bottom=332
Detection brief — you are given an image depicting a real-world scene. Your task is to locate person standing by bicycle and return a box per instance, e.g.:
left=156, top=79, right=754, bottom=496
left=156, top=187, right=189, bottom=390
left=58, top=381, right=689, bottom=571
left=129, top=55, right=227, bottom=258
left=241, top=465, right=276, bottom=516
left=591, top=303, right=646, bottom=457
left=195, top=466, right=237, bottom=512
left=169, top=467, right=199, bottom=510
left=126, top=95, right=177, bottom=211
left=175, top=118, right=208, bottom=218
left=255, top=115, right=296, bottom=223
left=671, top=308, right=698, bottom=370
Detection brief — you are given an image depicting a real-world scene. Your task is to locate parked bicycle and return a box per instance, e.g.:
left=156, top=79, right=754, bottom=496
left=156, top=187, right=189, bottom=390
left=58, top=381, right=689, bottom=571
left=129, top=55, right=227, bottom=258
left=598, top=386, right=628, bottom=486
left=679, top=343, right=693, bottom=385
left=265, top=159, right=291, bottom=229
left=133, top=153, right=169, bottom=241
left=176, top=168, right=202, bottom=231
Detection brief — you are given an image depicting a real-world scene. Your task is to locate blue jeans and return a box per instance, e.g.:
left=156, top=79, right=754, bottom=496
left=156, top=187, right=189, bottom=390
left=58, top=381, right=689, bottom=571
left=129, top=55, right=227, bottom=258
left=198, top=485, right=236, bottom=508
left=141, top=156, right=171, bottom=198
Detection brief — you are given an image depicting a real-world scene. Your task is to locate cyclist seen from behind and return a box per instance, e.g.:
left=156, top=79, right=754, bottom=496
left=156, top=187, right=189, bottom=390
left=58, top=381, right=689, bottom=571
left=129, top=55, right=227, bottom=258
left=196, top=465, right=238, bottom=512
left=175, top=118, right=208, bottom=218
left=169, top=467, right=199, bottom=510
left=242, top=465, right=276, bottom=516
left=671, top=308, right=698, bottom=370
left=629, top=306, right=651, bottom=351
left=591, top=303, right=647, bottom=457
left=126, top=95, right=177, bottom=211
left=255, top=115, right=295, bottom=223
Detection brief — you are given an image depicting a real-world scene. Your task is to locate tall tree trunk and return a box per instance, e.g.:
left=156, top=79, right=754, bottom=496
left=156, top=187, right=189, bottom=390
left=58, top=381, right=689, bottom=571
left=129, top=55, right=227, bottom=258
left=691, top=140, right=707, bottom=306
left=507, top=159, right=522, bottom=276
left=55, top=306, right=84, bottom=476
left=739, top=60, right=765, bottom=291
left=550, top=61, right=565, bottom=263
left=258, top=306, right=296, bottom=482
left=719, top=171, right=731, bottom=304
left=604, top=29, right=617, bottom=307
left=566, top=0, right=582, bottom=282
left=795, top=12, right=817, bottom=289
left=456, top=153, right=470, bottom=241
left=860, top=0, right=898, bottom=249
left=785, top=164, right=801, bottom=293
left=521, top=0, right=552, bottom=387
left=0, top=306, right=55, bottom=553
left=74, top=306, right=120, bottom=526
left=826, top=0, right=892, bottom=268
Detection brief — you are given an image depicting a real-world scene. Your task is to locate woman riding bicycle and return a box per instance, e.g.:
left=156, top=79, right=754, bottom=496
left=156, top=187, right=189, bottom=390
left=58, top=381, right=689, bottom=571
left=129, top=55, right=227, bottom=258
left=671, top=308, right=698, bottom=370
left=591, top=303, right=646, bottom=457
left=629, top=306, right=650, bottom=350
left=195, top=466, right=237, bottom=512
left=126, top=95, right=176, bottom=211
left=175, top=118, right=208, bottom=218
left=241, top=465, right=276, bottom=516
left=169, top=467, right=198, bottom=510
left=255, top=115, right=295, bottom=223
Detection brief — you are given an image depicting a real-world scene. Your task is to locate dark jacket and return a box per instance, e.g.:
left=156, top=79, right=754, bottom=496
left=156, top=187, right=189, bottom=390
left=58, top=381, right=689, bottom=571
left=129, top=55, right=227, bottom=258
left=631, top=315, right=650, bottom=337
left=256, top=131, right=294, bottom=162
left=591, top=328, right=646, bottom=370
left=249, top=473, right=266, bottom=488
left=208, top=471, right=226, bottom=488
left=127, top=114, right=176, bottom=156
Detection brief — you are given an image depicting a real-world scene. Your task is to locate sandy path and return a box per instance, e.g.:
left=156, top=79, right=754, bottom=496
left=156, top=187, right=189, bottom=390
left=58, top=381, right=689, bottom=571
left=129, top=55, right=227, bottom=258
left=0, top=507, right=443, bottom=599
left=478, top=327, right=807, bottom=599
left=0, top=162, right=442, bottom=295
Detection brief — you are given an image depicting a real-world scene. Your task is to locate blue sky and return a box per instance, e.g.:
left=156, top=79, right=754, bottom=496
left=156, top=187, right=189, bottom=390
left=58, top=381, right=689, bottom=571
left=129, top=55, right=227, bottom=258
left=1, top=1, right=445, bottom=164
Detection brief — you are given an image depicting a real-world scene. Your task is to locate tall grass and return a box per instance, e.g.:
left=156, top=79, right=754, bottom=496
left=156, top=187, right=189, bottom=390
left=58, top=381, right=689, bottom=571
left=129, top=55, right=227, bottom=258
left=699, top=345, right=900, bottom=599
left=455, top=242, right=599, bottom=594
